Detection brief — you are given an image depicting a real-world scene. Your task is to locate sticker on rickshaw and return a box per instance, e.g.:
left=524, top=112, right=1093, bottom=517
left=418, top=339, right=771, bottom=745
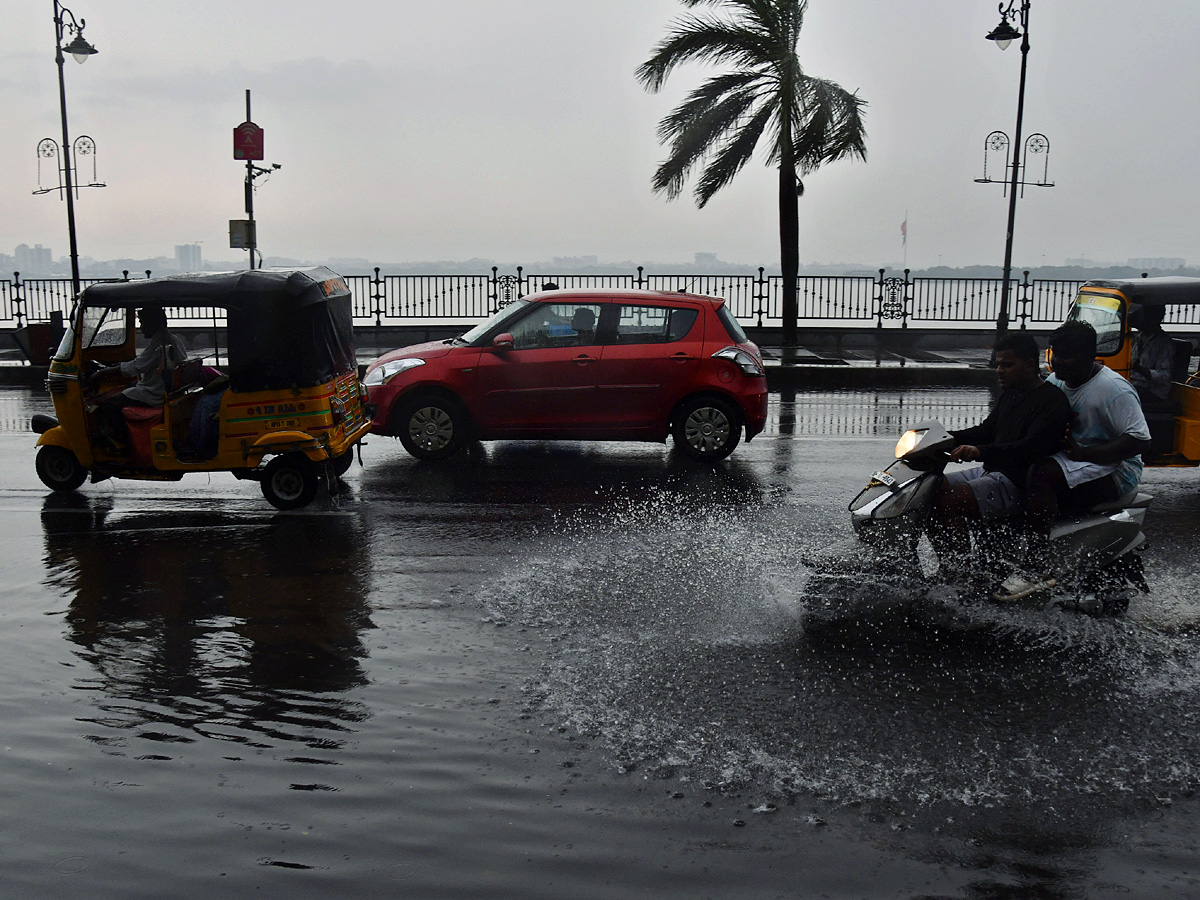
left=1076, top=293, right=1122, bottom=312
left=269, top=419, right=301, bottom=429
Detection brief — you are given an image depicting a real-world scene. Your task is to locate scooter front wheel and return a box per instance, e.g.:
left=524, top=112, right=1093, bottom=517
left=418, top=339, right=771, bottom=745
left=35, top=446, right=88, bottom=492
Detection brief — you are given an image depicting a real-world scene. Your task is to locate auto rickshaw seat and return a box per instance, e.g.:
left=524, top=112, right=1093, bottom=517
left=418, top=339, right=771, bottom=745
left=122, top=404, right=164, bottom=467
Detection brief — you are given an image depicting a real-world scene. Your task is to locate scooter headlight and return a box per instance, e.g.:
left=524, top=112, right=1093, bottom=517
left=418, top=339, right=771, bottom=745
left=894, top=428, right=926, bottom=459
left=364, top=357, right=425, bottom=386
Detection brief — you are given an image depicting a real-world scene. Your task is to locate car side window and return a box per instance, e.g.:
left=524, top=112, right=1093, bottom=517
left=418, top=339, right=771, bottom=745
left=612, top=305, right=699, bottom=345
left=508, top=303, right=603, bottom=350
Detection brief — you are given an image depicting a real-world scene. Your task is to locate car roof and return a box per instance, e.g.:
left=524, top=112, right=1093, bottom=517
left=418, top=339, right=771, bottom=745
left=522, top=288, right=724, bottom=306
left=1081, top=277, right=1200, bottom=307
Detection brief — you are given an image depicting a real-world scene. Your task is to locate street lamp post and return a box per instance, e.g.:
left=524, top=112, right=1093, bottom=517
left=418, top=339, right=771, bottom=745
left=986, top=0, right=1030, bottom=339
left=52, top=0, right=97, bottom=299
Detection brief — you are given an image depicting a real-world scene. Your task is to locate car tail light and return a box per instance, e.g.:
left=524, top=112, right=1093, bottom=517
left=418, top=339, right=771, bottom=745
left=712, top=346, right=765, bottom=376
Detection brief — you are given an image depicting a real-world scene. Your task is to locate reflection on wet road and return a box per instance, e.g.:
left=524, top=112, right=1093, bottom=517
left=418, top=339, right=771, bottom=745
left=3, top=386, right=1200, bottom=899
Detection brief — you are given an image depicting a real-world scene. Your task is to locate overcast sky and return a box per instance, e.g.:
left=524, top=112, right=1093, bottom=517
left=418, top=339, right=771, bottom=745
left=3, top=0, right=1198, bottom=270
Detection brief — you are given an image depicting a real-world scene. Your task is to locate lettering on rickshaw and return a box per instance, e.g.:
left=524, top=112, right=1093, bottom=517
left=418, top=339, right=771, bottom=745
left=269, top=419, right=301, bottom=429
left=248, top=402, right=301, bottom=417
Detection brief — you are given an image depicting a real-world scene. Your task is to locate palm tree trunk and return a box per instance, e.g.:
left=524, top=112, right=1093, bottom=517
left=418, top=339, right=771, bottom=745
left=778, top=163, right=800, bottom=347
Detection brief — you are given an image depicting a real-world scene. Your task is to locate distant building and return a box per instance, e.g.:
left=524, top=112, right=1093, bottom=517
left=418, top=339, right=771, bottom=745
left=15, top=244, right=53, bottom=275
left=175, top=243, right=203, bottom=271
left=694, top=252, right=719, bottom=267
left=1128, top=257, right=1185, bottom=270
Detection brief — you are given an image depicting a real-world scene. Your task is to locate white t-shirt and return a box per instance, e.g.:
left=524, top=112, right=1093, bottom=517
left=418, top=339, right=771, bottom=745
left=1047, top=364, right=1150, bottom=495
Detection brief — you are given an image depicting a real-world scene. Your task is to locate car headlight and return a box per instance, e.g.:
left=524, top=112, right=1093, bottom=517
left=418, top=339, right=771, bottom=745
left=364, top=357, right=425, bottom=386
left=712, top=346, right=765, bottom=376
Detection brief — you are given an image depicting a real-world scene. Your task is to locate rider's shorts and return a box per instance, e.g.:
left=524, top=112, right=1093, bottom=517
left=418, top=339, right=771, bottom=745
left=944, top=465, right=1021, bottom=521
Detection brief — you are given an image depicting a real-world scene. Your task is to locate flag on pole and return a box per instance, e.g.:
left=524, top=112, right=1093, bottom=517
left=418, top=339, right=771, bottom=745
left=901, top=217, right=907, bottom=247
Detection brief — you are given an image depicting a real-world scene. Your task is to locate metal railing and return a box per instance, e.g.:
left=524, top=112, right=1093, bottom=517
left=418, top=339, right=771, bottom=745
left=9, top=266, right=1195, bottom=331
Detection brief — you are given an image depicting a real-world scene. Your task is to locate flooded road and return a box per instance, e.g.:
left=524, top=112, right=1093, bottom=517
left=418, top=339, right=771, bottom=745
left=3, top=386, right=1200, bottom=898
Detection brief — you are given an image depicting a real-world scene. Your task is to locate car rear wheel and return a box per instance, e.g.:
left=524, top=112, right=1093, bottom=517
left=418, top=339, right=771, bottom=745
left=397, top=395, right=466, bottom=460
left=35, top=445, right=88, bottom=492
left=672, top=396, right=741, bottom=461
left=261, top=453, right=319, bottom=510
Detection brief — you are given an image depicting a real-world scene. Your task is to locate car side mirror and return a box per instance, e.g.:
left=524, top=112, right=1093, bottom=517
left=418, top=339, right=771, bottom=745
left=492, top=333, right=514, bottom=351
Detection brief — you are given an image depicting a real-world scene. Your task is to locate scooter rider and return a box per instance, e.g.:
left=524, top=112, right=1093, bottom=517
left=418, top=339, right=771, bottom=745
left=1000, top=319, right=1152, bottom=601
left=930, top=331, right=1071, bottom=578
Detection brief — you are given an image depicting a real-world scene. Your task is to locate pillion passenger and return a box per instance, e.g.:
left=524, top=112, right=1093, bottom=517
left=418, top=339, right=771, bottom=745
left=929, top=330, right=1071, bottom=578
left=1001, top=320, right=1152, bottom=601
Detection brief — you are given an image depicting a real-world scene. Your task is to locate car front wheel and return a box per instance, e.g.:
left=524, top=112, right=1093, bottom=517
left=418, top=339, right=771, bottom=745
left=672, top=396, right=741, bottom=461
left=396, top=395, right=466, bottom=460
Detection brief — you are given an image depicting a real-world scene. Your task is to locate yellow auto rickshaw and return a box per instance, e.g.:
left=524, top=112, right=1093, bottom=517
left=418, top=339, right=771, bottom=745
left=30, top=267, right=372, bottom=509
left=1063, top=277, right=1200, bottom=464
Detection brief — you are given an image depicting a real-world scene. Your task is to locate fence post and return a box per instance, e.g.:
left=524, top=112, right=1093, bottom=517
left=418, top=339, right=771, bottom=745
left=753, top=267, right=767, bottom=328
left=370, top=267, right=384, bottom=327
left=11, top=272, right=25, bottom=330
left=1016, top=269, right=1031, bottom=330
left=635, top=265, right=646, bottom=290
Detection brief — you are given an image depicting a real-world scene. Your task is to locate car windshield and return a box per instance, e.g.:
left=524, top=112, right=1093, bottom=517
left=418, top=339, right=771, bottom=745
left=1068, top=292, right=1124, bottom=355
left=460, top=299, right=532, bottom=346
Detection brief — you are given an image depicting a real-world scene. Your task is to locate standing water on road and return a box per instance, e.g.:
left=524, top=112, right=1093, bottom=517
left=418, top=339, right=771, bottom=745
left=3, top=386, right=1200, bottom=898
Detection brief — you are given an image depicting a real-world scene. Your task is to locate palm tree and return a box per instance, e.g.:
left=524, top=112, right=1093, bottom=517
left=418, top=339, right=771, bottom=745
left=637, top=0, right=867, bottom=346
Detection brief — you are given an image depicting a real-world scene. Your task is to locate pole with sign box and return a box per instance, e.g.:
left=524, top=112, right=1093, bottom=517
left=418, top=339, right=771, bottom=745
left=231, top=89, right=278, bottom=269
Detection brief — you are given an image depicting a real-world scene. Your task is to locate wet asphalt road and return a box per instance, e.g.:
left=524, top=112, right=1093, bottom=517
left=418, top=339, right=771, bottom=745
left=3, top=385, right=1200, bottom=899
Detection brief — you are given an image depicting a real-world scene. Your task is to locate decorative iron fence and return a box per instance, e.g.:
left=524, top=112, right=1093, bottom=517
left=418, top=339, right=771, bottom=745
left=7, top=266, right=1195, bottom=331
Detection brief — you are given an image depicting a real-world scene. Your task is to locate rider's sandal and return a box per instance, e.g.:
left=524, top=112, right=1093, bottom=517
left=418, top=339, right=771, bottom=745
left=992, top=573, right=1057, bottom=603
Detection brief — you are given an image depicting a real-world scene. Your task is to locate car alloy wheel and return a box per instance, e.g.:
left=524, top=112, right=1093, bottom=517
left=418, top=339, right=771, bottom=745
left=673, top=396, right=741, bottom=461
left=397, top=395, right=466, bottom=460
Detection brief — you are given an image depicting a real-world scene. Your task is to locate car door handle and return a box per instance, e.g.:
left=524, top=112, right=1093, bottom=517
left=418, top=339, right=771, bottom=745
left=670, top=352, right=695, bottom=361
left=573, top=354, right=596, bottom=365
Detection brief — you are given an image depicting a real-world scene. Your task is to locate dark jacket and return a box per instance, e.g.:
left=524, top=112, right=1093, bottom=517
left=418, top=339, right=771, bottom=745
left=951, top=380, right=1070, bottom=488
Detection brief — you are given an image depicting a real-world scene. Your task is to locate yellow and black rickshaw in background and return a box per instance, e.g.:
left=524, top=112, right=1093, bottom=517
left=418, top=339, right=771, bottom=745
left=30, top=267, right=372, bottom=509
left=1064, top=277, right=1200, bottom=464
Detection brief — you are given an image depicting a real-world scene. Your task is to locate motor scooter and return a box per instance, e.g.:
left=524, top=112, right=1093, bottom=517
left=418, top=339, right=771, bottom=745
left=827, top=420, right=1151, bottom=617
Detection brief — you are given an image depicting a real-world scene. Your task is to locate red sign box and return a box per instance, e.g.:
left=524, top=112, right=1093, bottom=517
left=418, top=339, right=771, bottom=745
left=233, top=121, right=264, bottom=161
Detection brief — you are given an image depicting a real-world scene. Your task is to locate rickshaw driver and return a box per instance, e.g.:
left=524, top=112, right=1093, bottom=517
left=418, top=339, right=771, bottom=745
left=88, top=307, right=188, bottom=452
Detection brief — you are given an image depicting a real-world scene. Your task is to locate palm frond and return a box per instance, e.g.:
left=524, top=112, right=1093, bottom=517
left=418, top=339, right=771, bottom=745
left=652, top=88, right=762, bottom=199
left=636, top=14, right=775, bottom=91
left=655, top=69, right=764, bottom=144
left=694, top=102, right=774, bottom=206
left=789, top=77, right=868, bottom=172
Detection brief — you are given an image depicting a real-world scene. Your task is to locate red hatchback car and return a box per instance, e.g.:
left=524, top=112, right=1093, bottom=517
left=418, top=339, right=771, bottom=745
left=363, top=289, right=768, bottom=461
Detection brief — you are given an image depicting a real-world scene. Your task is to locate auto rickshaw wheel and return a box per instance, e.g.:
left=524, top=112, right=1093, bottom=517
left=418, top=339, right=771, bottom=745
left=331, top=450, right=355, bottom=476
left=35, top=445, right=88, bottom=492
left=397, top=394, right=466, bottom=460
left=261, top=454, right=319, bottom=510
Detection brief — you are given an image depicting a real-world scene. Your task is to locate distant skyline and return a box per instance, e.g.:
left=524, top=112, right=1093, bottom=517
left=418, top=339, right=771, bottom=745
left=4, top=1, right=1199, bottom=271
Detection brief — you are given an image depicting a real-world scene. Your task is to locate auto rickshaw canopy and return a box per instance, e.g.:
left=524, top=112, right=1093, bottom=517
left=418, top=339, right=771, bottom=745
left=1081, top=277, right=1200, bottom=307
left=79, top=267, right=356, bottom=392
